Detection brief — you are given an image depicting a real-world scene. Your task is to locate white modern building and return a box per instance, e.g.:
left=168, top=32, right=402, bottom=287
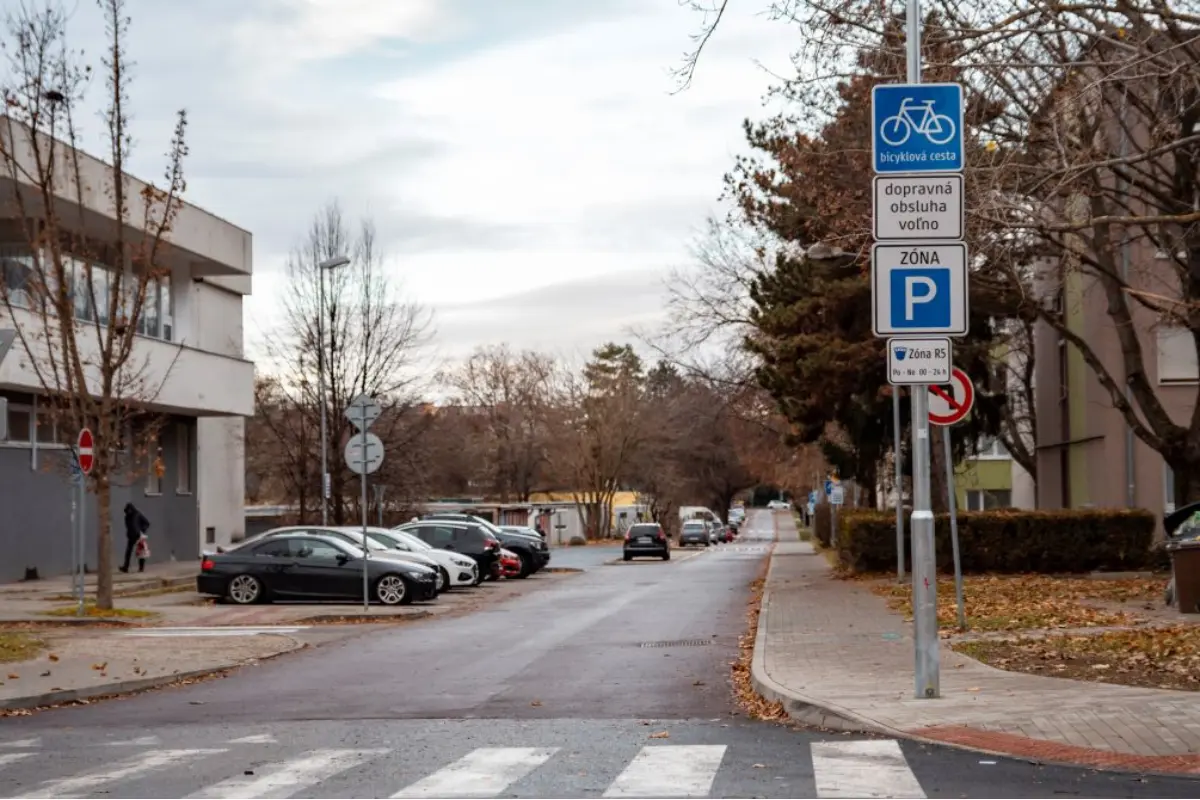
left=0, top=118, right=253, bottom=582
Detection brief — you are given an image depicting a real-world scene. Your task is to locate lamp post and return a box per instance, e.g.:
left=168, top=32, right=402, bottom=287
left=317, top=255, right=350, bottom=526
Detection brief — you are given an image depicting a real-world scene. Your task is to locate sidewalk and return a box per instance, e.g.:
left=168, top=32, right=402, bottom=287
left=752, top=519, right=1200, bottom=775
left=0, top=560, right=197, bottom=600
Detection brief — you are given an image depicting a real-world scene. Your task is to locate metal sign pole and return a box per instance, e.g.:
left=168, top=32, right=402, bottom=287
left=361, top=422, right=370, bottom=613
left=77, top=478, right=85, bottom=616
left=894, top=390, right=905, bottom=582
left=906, top=0, right=940, bottom=699
left=70, top=466, right=78, bottom=606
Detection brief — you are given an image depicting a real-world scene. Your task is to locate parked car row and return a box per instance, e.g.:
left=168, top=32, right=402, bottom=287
left=197, top=513, right=552, bottom=606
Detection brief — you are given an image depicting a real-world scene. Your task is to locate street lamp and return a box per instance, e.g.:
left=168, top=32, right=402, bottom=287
left=317, top=255, right=350, bottom=525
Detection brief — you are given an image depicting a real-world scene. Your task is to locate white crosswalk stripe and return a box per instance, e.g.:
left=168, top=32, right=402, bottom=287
left=811, top=740, right=926, bottom=798
left=603, top=745, right=726, bottom=798
left=189, top=748, right=387, bottom=799
left=0, top=753, right=33, bottom=771
left=0, top=739, right=39, bottom=748
left=0, top=740, right=928, bottom=798
left=390, top=747, right=558, bottom=798
left=22, top=749, right=226, bottom=798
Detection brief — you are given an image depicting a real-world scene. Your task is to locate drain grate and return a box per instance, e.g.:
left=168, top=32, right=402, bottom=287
left=639, top=638, right=713, bottom=648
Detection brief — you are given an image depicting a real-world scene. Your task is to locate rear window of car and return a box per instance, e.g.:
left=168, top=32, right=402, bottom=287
left=682, top=522, right=705, bottom=531
left=629, top=525, right=661, bottom=536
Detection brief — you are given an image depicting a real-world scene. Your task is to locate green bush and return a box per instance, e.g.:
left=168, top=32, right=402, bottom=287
left=813, top=503, right=833, bottom=547
left=835, top=508, right=1157, bottom=574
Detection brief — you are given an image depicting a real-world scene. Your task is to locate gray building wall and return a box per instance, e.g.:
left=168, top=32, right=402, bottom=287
left=1, top=413, right=199, bottom=584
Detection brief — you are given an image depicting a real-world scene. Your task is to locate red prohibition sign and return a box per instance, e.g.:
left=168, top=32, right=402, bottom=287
left=928, top=367, right=974, bottom=426
left=77, top=428, right=95, bottom=474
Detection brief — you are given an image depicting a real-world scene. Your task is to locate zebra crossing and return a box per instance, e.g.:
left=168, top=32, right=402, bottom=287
left=0, top=738, right=928, bottom=798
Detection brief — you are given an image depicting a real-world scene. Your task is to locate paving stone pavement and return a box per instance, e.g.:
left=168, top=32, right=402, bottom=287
left=752, top=517, right=1200, bottom=774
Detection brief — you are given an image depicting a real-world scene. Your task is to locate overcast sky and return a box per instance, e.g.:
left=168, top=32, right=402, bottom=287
left=61, top=0, right=796, bottom=365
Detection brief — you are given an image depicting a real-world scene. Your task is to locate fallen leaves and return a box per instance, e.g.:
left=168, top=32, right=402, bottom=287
left=649, top=731, right=670, bottom=739
left=530, top=700, right=542, bottom=707
left=730, top=558, right=789, bottom=723
left=955, top=625, right=1200, bottom=691
left=872, top=574, right=1166, bottom=632
left=0, top=631, right=45, bottom=664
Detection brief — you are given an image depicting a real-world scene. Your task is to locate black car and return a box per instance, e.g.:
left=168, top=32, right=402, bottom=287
left=396, top=520, right=504, bottom=581
left=425, top=514, right=551, bottom=577
left=624, top=522, right=670, bottom=561
left=196, top=533, right=438, bottom=606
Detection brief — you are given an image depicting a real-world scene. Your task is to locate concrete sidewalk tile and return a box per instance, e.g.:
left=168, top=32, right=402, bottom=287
left=750, top=514, right=1200, bottom=775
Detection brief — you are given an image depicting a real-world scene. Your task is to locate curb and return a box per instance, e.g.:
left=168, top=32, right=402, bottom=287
left=747, top=546, right=1200, bottom=778
left=0, top=636, right=307, bottom=712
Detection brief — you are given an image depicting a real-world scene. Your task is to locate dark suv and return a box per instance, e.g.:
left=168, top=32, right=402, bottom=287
left=424, top=513, right=550, bottom=577
left=394, top=520, right=502, bottom=581
left=624, top=523, right=670, bottom=561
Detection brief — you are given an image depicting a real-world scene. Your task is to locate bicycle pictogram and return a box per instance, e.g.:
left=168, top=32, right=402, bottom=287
left=879, top=97, right=956, bottom=146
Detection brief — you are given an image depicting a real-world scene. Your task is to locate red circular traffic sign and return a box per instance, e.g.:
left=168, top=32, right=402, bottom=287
left=77, top=428, right=94, bottom=474
left=928, top=367, right=974, bottom=426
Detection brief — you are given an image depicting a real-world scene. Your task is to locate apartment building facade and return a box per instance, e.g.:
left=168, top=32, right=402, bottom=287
left=0, top=122, right=254, bottom=583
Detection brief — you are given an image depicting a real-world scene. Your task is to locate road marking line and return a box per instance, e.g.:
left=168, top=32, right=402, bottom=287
left=0, top=738, right=38, bottom=748
left=811, top=740, right=926, bottom=798
left=228, top=733, right=277, bottom=744
left=103, top=735, right=160, bottom=746
left=23, top=749, right=224, bottom=798
left=121, top=626, right=309, bottom=638
left=391, top=747, right=558, bottom=798
left=602, top=745, right=726, bottom=798
left=0, top=753, right=33, bottom=770
left=188, top=748, right=386, bottom=798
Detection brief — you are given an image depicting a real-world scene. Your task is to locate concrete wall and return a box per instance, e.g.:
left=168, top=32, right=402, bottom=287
left=198, top=416, right=245, bottom=551
left=0, top=415, right=199, bottom=584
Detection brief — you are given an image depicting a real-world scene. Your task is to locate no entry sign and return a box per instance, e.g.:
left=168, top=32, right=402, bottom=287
left=76, top=428, right=95, bottom=474
left=928, top=367, right=974, bottom=426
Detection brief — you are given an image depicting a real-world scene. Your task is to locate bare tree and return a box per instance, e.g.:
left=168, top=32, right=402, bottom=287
left=442, top=345, right=556, bottom=501
left=261, top=201, right=432, bottom=523
left=0, top=0, right=188, bottom=608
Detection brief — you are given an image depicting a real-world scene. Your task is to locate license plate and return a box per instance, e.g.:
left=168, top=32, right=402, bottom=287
left=638, top=536, right=651, bottom=543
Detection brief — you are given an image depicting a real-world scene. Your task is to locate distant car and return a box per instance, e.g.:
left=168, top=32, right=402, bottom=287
left=767, top=500, right=792, bottom=510
left=365, top=528, right=480, bottom=588
left=623, top=522, right=670, bottom=561
left=425, top=514, right=550, bottom=577
left=197, top=532, right=438, bottom=606
left=679, top=520, right=710, bottom=547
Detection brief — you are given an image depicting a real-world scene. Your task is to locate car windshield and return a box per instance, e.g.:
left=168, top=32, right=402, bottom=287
left=383, top=529, right=432, bottom=550
left=629, top=524, right=661, bottom=536
left=332, top=530, right=390, bottom=551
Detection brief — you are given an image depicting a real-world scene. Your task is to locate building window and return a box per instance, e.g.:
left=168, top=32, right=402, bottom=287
left=1157, top=326, right=1198, bottom=384
left=176, top=422, right=191, bottom=493
left=966, top=489, right=1012, bottom=511
left=973, top=436, right=1010, bottom=459
left=0, top=251, right=35, bottom=308
left=3, top=403, right=32, bottom=444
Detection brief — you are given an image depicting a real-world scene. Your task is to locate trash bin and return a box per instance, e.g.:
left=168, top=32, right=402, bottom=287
left=1168, top=539, right=1200, bottom=614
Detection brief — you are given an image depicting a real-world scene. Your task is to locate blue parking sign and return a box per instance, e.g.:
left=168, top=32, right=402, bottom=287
left=871, top=243, right=969, bottom=336
left=872, top=83, right=964, bottom=174
left=889, top=267, right=951, bottom=329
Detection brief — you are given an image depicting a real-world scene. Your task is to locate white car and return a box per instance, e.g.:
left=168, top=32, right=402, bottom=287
left=365, top=527, right=480, bottom=588
left=329, top=528, right=454, bottom=591
left=767, top=500, right=792, bottom=510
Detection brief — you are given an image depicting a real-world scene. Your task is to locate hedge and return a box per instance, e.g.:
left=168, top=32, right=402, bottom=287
left=813, top=503, right=833, bottom=547
left=834, top=508, right=1157, bottom=574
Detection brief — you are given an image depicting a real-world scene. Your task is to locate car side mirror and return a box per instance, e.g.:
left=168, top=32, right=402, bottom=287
left=336, top=553, right=350, bottom=565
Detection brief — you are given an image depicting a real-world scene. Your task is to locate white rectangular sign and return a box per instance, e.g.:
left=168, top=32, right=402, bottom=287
left=871, top=242, right=969, bottom=337
left=887, top=337, right=952, bottom=385
left=873, top=175, right=963, bottom=240
left=830, top=486, right=844, bottom=505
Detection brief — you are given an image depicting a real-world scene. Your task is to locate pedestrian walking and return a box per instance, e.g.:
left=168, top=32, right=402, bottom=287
left=120, top=502, right=150, bottom=573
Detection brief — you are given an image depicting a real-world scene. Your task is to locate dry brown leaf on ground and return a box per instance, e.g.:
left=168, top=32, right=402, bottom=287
left=955, top=625, right=1200, bottom=691
left=649, top=731, right=670, bottom=739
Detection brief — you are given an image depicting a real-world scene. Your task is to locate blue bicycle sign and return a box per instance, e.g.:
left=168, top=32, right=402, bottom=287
left=872, top=83, right=964, bottom=173
left=879, top=98, right=956, bottom=146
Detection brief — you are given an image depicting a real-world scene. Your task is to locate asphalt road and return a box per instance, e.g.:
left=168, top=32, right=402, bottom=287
left=1, top=511, right=1197, bottom=798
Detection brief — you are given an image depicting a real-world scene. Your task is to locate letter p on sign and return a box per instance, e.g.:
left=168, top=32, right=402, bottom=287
left=889, top=268, right=951, bottom=329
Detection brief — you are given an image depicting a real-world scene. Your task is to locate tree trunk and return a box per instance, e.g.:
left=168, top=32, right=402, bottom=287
left=95, top=476, right=113, bottom=610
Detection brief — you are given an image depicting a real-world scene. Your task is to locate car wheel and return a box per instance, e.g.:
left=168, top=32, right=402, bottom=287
left=516, top=552, right=533, bottom=579
left=662, top=551, right=670, bottom=561
left=226, top=574, right=263, bottom=605
left=623, top=553, right=632, bottom=561
left=438, top=567, right=450, bottom=591
left=375, top=573, right=412, bottom=606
